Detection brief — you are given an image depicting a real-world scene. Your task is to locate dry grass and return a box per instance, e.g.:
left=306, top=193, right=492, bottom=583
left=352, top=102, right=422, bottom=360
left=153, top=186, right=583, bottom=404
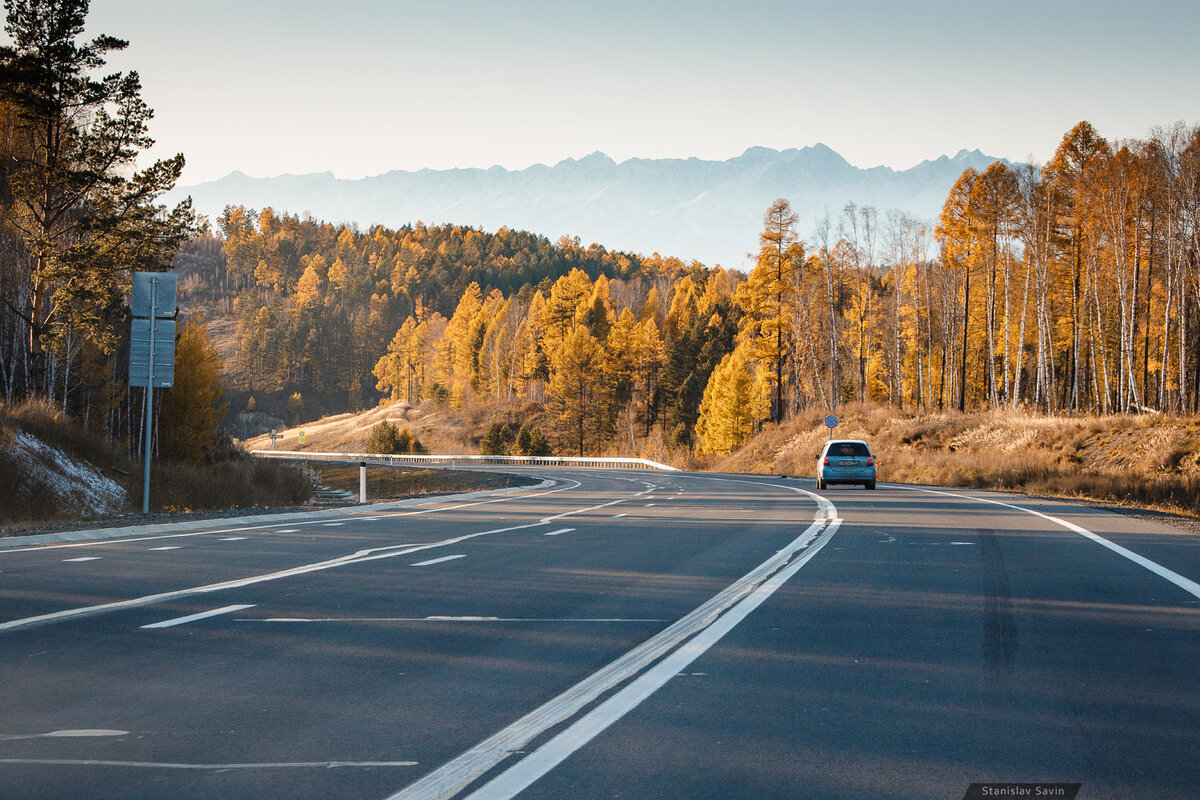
left=151, top=455, right=313, bottom=513
left=315, top=464, right=533, bottom=500
left=1, top=397, right=315, bottom=526
left=718, top=404, right=1200, bottom=518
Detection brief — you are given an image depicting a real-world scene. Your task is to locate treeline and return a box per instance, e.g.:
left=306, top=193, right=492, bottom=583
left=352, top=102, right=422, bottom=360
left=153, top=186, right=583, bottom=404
left=201, top=207, right=663, bottom=408
left=934, top=121, right=1200, bottom=416
left=362, top=120, right=1200, bottom=456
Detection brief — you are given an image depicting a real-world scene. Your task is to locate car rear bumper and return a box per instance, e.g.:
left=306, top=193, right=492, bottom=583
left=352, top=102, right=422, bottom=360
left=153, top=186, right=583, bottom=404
left=819, top=468, right=876, bottom=484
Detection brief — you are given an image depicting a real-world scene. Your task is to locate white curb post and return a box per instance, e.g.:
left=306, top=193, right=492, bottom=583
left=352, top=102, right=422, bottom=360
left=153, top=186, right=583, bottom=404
left=359, top=461, right=367, bottom=504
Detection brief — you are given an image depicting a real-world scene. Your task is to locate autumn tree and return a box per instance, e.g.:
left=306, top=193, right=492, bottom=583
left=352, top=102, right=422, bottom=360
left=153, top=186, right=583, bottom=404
left=547, top=325, right=603, bottom=456
left=695, top=346, right=768, bottom=456
left=736, top=199, right=803, bottom=422
left=937, top=168, right=980, bottom=411
left=158, top=319, right=229, bottom=462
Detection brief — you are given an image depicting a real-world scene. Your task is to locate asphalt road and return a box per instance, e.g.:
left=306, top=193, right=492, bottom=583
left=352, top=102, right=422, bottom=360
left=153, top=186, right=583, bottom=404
left=0, top=468, right=1198, bottom=800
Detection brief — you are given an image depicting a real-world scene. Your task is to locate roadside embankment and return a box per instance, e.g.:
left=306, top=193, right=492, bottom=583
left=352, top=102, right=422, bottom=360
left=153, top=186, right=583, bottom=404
left=718, top=405, right=1200, bottom=518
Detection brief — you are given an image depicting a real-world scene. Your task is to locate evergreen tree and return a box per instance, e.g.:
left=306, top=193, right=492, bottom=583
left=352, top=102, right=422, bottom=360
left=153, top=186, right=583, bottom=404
left=0, top=0, right=198, bottom=393
left=158, top=318, right=229, bottom=462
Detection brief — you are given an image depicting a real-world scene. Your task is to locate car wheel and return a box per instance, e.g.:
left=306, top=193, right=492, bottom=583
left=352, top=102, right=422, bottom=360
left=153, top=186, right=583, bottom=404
left=865, top=481, right=876, bottom=490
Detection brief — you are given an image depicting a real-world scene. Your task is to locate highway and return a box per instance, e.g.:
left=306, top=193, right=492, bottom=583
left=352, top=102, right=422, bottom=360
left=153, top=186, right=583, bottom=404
left=0, top=468, right=1198, bottom=799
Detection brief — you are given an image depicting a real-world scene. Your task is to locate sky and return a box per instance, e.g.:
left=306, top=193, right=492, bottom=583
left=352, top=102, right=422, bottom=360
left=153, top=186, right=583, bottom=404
left=47, top=0, right=1200, bottom=186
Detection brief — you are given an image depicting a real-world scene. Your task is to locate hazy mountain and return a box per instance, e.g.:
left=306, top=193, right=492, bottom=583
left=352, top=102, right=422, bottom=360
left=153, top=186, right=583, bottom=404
left=169, top=145, right=1007, bottom=269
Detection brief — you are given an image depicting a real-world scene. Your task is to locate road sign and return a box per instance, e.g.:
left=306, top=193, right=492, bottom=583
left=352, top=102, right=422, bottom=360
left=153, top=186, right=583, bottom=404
left=129, top=318, right=175, bottom=387
left=824, top=414, right=839, bottom=429
left=130, top=271, right=179, bottom=515
left=131, top=272, right=176, bottom=319
left=298, top=431, right=306, bottom=446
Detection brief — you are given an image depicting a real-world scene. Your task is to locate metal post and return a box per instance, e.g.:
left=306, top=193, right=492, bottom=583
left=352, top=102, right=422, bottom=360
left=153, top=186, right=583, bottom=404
left=359, top=461, right=367, bottom=504
left=142, top=277, right=158, bottom=514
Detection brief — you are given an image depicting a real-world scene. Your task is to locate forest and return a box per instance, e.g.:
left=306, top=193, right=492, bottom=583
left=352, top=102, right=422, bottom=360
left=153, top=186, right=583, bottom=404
left=165, top=120, right=1200, bottom=457
left=2, top=0, right=1198, bottom=462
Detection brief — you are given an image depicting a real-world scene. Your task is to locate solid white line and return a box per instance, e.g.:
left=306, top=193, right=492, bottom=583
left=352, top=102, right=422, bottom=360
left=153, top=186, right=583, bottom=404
left=63, top=557, right=102, bottom=562
left=543, top=528, right=575, bottom=537
left=387, top=485, right=837, bottom=800
left=243, top=617, right=667, bottom=624
left=410, top=555, right=466, bottom=567
left=468, top=522, right=841, bottom=800
left=140, top=604, right=255, bottom=629
left=896, top=486, right=1200, bottom=600
left=0, top=758, right=417, bottom=769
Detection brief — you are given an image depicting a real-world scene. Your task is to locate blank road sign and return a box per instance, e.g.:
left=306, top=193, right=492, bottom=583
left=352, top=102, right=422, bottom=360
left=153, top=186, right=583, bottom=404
left=131, top=272, right=177, bottom=318
left=129, top=317, right=175, bottom=388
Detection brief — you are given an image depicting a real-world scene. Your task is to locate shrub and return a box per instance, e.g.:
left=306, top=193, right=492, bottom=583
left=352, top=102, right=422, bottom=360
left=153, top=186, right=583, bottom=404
left=515, top=424, right=552, bottom=456
left=365, top=420, right=425, bottom=454
left=480, top=422, right=515, bottom=455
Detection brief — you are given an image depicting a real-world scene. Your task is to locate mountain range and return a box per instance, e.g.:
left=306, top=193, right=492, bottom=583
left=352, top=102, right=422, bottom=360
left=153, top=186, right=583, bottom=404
left=169, top=145, right=1007, bottom=269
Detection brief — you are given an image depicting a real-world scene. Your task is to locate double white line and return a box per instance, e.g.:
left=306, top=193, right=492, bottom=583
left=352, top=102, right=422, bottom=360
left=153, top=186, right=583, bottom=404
left=389, top=482, right=839, bottom=800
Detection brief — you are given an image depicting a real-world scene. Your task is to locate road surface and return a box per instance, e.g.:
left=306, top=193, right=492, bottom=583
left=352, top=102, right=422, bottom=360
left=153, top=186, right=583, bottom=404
left=0, top=468, right=1197, bottom=799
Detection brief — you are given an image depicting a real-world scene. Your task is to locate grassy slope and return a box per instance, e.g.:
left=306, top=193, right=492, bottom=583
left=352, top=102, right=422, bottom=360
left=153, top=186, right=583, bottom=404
left=242, top=399, right=551, bottom=456
left=716, top=404, right=1200, bottom=517
left=0, top=399, right=313, bottom=528
left=244, top=397, right=1200, bottom=519
left=315, top=464, right=533, bottom=499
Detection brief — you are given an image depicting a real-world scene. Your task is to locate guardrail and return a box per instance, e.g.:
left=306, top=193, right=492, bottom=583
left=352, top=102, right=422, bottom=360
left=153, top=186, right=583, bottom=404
left=251, top=450, right=680, bottom=472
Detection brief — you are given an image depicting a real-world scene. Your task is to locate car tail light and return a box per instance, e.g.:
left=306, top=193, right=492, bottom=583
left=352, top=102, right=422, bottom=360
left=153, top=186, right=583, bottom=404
left=866, top=455, right=875, bottom=466
left=822, top=457, right=830, bottom=466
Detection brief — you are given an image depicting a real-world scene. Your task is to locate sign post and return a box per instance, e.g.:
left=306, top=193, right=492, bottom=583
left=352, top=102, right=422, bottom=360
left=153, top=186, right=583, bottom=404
left=129, top=272, right=177, bottom=514
left=824, top=413, right=839, bottom=441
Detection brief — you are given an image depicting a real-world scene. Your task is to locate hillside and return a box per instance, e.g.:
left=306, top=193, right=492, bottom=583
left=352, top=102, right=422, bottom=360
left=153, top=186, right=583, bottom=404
left=719, top=405, right=1200, bottom=518
left=0, top=400, right=312, bottom=530
left=245, top=398, right=1200, bottom=520
left=167, top=145, right=1008, bottom=269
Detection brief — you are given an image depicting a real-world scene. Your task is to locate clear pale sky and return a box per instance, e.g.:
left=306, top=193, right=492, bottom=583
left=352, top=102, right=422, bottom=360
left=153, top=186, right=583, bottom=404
left=54, top=0, right=1200, bottom=185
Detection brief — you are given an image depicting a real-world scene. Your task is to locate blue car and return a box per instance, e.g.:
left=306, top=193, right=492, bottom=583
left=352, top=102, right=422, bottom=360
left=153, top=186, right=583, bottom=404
left=816, top=439, right=876, bottom=490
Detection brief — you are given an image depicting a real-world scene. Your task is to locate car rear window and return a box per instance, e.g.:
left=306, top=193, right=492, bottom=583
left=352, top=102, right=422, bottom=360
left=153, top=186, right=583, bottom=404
left=829, top=442, right=870, bottom=457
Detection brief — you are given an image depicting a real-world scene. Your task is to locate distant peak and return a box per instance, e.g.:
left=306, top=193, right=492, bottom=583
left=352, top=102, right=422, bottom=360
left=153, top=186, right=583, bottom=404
left=740, top=145, right=779, bottom=159
left=555, top=151, right=616, bottom=169
left=580, top=150, right=615, bottom=164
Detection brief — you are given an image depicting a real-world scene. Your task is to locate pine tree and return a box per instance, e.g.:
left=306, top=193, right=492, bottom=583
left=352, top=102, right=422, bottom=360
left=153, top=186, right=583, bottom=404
left=158, top=318, right=229, bottom=463
left=0, top=0, right=198, bottom=393
left=695, top=346, right=767, bottom=456
left=547, top=325, right=603, bottom=456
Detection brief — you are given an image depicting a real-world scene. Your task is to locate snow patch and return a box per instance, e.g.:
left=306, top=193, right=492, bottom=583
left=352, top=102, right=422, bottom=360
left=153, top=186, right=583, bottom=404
left=9, top=431, right=127, bottom=517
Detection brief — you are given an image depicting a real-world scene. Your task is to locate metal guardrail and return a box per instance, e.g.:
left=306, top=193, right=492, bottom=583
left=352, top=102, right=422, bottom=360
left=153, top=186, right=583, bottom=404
left=252, top=450, right=680, bottom=472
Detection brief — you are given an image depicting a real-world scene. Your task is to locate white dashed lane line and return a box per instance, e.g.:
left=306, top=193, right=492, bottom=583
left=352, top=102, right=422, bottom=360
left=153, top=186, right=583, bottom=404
left=140, top=604, right=256, bottom=629
left=612, top=514, right=627, bottom=518
left=63, top=557, right=102, bottom=563
left=148, top=547, right=181, bottom=552
left=219, top=537, right=247, bottom=541
left=410, top=555, right=466, bottom=567
left=323, top=523, right=345, bottom=527
left=543, top=528, right=575, bottom=537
